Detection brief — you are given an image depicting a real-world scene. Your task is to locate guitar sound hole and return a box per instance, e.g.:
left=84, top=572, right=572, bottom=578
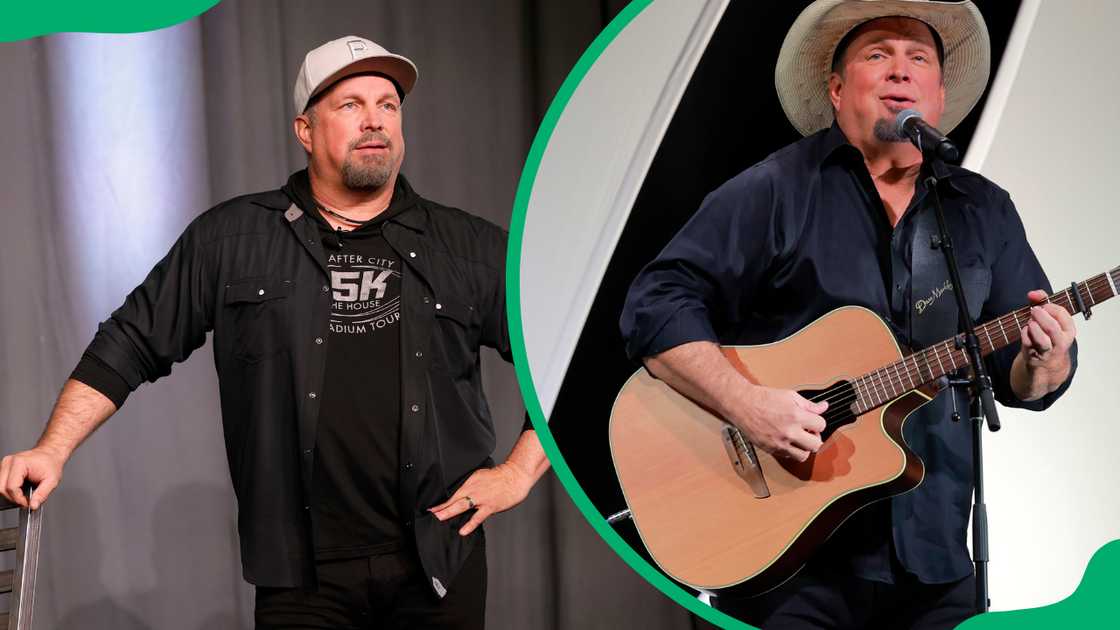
left=797, top=381, right=857, bottom=443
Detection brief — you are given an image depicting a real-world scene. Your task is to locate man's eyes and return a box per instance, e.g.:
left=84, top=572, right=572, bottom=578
left=338, top=100, right=399, bottom=112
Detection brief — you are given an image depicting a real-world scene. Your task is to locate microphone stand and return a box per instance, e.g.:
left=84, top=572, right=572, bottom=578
left=924, top=156, right=998, bottom=615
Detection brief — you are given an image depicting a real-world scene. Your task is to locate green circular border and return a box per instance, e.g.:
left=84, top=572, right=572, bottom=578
left=505, top=1, right=753, bottom=627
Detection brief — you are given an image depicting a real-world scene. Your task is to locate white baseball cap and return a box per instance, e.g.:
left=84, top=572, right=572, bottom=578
left=293, top=36, right=418, bottom=113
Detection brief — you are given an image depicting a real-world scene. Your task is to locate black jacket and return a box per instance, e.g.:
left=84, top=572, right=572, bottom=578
left=75, top=171, right=513, bottom=595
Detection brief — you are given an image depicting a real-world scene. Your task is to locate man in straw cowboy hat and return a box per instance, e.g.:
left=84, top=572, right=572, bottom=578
left=621, top=1, right=1077, bottom=627
left=0, top=36, right=548, bottom=628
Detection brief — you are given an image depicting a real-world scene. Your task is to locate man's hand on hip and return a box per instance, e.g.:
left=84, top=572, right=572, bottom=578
left=428, top=429, right=549, bottom=536
left=428, top=462, right=534, bottom=536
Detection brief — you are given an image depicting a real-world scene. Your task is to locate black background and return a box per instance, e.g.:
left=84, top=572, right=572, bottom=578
left=547, top=0, right=1023, bottom=569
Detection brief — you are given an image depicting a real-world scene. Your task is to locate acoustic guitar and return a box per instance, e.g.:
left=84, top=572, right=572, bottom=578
left=609, top=267, right=1117, bottom=596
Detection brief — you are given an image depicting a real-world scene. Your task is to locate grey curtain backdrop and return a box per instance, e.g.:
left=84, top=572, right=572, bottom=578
left=0, top=1, right=706, bottom=628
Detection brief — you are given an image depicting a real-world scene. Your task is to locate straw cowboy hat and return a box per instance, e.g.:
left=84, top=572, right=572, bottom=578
left=775, top=0, right=991, bottom=136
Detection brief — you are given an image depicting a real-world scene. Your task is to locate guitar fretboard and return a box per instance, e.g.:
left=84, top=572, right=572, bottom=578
left=850, top=267, right=1118, bottom=413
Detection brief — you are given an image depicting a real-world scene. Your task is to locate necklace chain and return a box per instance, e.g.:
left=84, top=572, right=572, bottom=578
left=318, top=204, right=369, bottom=227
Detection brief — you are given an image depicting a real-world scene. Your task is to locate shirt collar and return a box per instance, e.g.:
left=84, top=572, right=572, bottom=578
left=818, top=121, right=861, bottom=167
left=817, top=121, right=966, bottom=195
left=281, top=169, right=426, bottom=233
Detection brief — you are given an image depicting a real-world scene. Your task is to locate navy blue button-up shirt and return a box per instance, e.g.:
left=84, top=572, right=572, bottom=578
left=620, top=122, right=1076, bottom=584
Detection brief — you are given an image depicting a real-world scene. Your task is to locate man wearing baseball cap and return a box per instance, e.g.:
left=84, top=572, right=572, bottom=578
left=0, top=36, right=547, bottom=628
left=621, top=2, right=1076, bottom=627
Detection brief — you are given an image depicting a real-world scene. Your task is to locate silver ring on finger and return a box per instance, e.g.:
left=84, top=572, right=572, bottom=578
left=464, top=495, right=476, bottom=510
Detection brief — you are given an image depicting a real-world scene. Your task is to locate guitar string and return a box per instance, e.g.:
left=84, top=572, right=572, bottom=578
left=803, top=276, right=1110, bottom=422
left=813, top=275, right=1112, bottom=409
left=793, top=275, right=1111, bottom=422
left=724, top=274, right=1117, bottom=438
left=807, top=308, right=1056, bottom=419
left=735, top=276, right=1113, bottom=435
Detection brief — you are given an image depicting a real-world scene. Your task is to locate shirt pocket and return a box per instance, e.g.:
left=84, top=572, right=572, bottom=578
left=432, top=294, right=478, bottom=378
left=223, top=277, right=294, bottom=363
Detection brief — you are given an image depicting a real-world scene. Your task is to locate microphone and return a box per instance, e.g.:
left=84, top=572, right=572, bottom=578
left=895, top=109, right=960, bottom=163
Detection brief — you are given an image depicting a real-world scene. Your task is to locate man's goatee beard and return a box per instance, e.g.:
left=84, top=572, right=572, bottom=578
left=873, top=117, right=908, bottom=143
left=341, top=159, right=392, bottom=190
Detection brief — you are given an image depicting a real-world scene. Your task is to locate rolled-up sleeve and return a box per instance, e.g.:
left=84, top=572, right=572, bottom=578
left=73, top=218, right=216, bottom=405
left=619, top=165, right=787, bottom=361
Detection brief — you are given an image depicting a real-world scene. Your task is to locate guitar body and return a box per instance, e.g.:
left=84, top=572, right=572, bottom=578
left=609, top=306, right=931, bottom=596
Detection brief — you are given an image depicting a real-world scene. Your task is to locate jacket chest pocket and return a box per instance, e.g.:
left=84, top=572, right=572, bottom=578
left=223, top=277, right=294, bottom=363
left=431, top=295, right=478, bottom=378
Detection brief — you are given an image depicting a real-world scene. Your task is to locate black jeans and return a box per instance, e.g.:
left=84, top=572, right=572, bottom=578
left=255, top=539, right=486, bottom=629
left=713, top=565, right=977, bottom=630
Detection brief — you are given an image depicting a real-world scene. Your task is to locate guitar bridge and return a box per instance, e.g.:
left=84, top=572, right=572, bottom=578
left=722, top=426, right=770, bottom=499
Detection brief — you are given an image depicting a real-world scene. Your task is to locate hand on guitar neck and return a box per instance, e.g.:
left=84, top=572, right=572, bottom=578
left=644, top=340, right=828, bottom=462
left=1011, top=289, right=1077, bottom=401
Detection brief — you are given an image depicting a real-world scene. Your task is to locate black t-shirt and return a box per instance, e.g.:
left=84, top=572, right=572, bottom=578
left=311, top=213, right=405, bottom=560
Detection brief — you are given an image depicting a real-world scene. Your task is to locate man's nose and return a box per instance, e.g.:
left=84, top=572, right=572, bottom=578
left=360, top=108, right=384, bottom=131
left=887, top=58, right=912, bottom=82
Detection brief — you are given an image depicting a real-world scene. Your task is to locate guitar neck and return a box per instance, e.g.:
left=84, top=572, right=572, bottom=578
left=851, top=266, right=1119, bottom=413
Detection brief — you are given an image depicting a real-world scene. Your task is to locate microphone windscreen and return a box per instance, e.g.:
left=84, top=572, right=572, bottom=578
left=895, top=108, right=922, bottom=135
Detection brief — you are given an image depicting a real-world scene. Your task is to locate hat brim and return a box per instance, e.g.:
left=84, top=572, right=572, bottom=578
left=775, top=0, right=990, bottom=136
left=304, top=54, right=418, bottom=111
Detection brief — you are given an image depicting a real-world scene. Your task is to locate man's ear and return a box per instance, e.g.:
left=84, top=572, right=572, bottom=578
left=828, top=71, right=844, bottom=112
left=294, top=114, right=313, bottom=154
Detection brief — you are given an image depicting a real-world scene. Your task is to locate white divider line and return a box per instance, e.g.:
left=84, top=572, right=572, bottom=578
left=962, top=0, right=1042, bottom=172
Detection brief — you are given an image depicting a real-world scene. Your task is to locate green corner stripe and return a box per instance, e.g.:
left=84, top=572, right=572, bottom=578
left=2, top=0, right=220, bottom=42
left=962, top=540, right=1120, bottom=629
left=504, top=1, right=1117, bottom=629
left=505, top=1, right=753, bottom=628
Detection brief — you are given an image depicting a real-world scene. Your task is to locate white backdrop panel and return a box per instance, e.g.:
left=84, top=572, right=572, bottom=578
left=967, top=0, right=1120, bottom=612
left=520, top=0, right=728, bottom=417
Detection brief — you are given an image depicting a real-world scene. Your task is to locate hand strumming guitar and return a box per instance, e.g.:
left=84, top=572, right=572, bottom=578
left=643, top=340, right=827, bottom=462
